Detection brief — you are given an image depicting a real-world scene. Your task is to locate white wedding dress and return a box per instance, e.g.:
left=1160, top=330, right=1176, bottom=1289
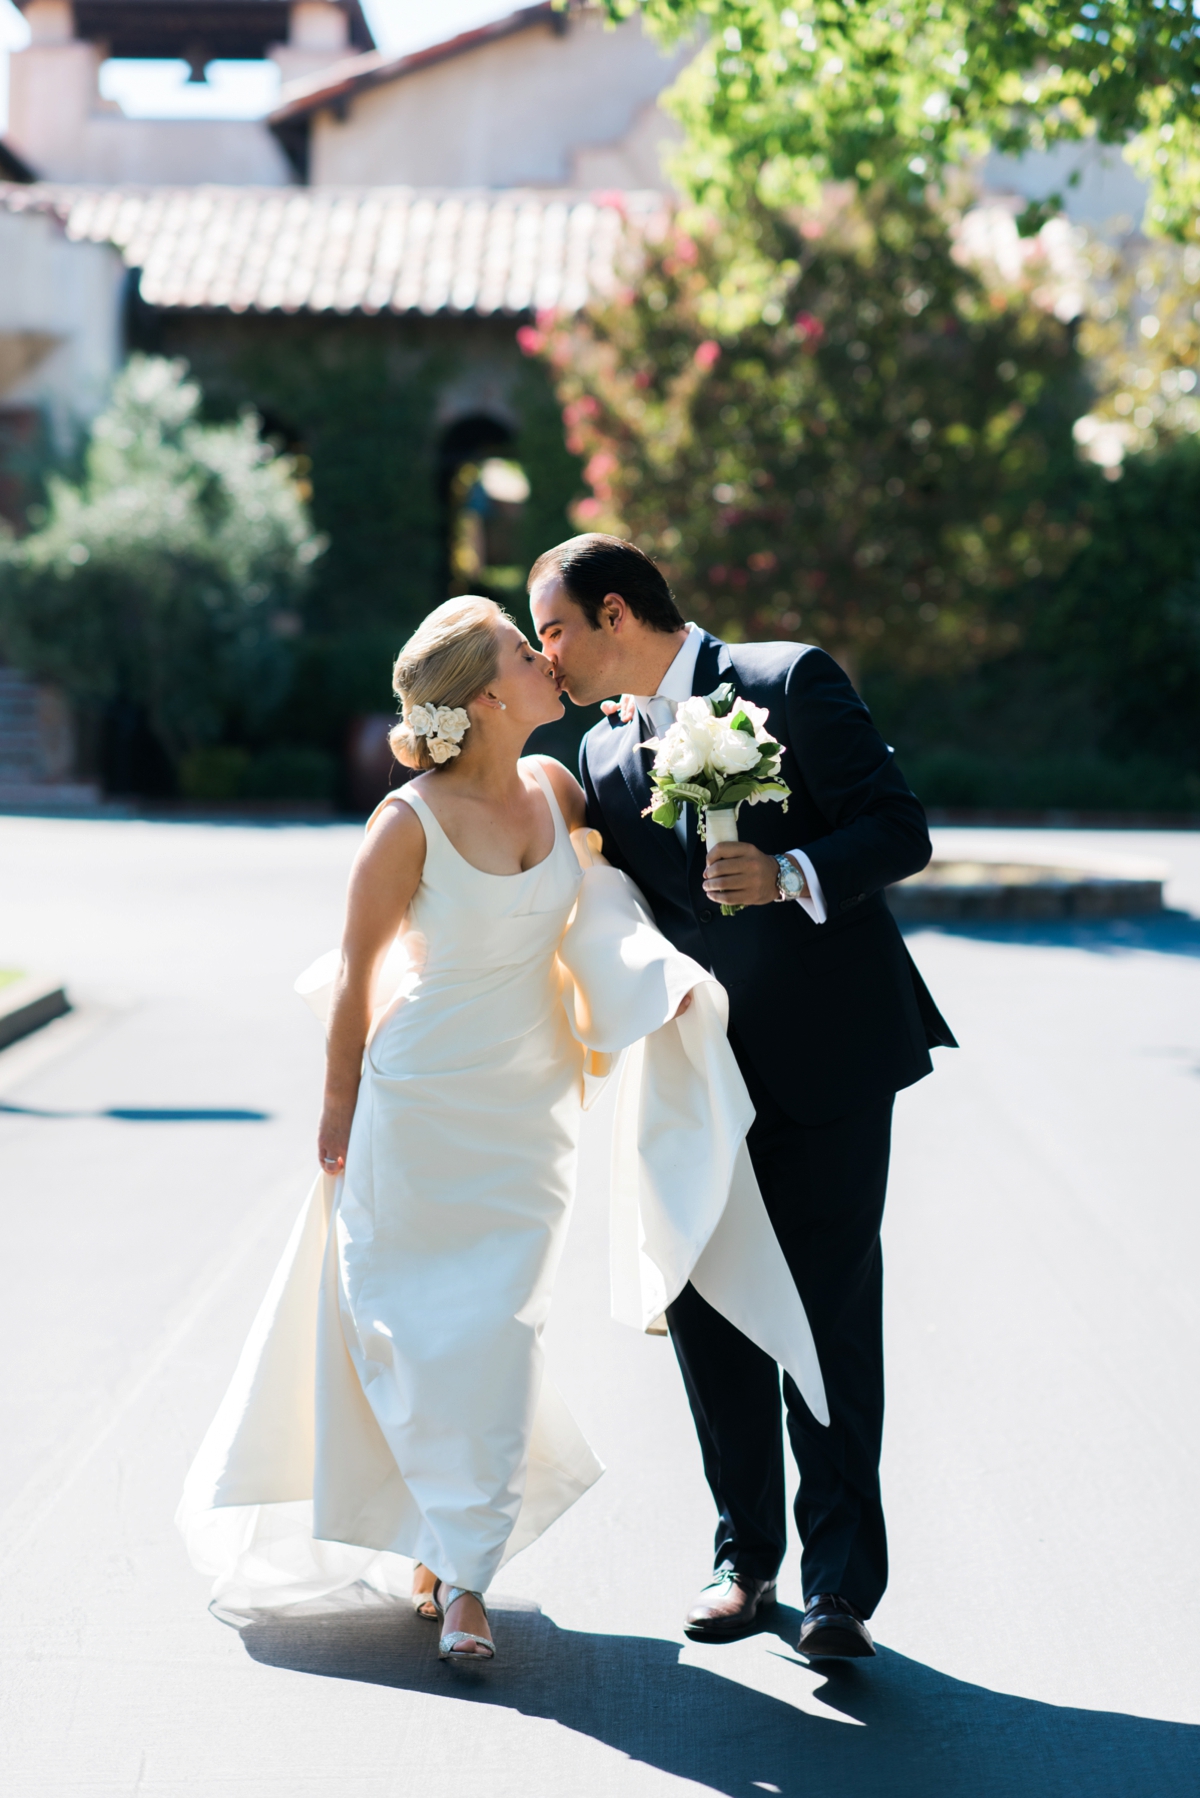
left=178, top=760, right=826, bottom=1621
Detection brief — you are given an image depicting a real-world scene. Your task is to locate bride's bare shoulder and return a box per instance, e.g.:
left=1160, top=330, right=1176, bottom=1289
left=524, top=755, right=586, bottom=829
left=361, top=791, right=426, bottom=859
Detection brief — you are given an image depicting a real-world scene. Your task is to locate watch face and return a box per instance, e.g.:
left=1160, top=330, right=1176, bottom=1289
left=778, top=857, right=800, bottom=894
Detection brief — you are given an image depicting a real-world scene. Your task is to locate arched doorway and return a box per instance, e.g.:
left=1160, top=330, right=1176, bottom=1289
left=439, top=413, right=531, bottom=603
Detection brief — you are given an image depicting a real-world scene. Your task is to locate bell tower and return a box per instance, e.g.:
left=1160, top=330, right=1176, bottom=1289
left=6, top=0, right=374, bottom=181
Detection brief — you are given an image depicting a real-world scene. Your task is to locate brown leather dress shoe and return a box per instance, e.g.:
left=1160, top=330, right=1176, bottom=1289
left=684, top=1568, right=778, bottom=1641
left=796, top=1593, right=876, bottom=1659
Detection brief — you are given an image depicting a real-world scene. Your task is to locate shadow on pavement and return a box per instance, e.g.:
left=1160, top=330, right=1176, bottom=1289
left=903, top=909, right=1200, bottom=961
left=0, top=1102, right=270, bottom=1121
left=239, top=1598, right=1199, bottom=1796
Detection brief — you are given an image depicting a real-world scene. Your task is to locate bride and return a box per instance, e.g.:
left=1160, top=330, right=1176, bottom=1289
left=178, top=596, right=826, bottom=1666
left=315, top=595, right=616, bottom=1662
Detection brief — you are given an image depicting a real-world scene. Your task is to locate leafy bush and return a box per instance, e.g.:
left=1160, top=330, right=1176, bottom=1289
left=0, top=356, right=323, bottom=767
left=242, top=746, right=336, bottom=801
left=1030, top=440, right=1200, bottom=770
left=178, top=743, right=336, bottom=802
left=531, top=193, right=1088, bottom=674
left=863, top=441, right=1200, bottom=804
left=178, top=746, right=251, bottom=801
left=903, top=748, right=1200, bottom=812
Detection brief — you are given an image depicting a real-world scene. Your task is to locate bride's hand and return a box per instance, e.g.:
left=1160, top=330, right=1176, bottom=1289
left=317, top=1105, right=353, bottom=1175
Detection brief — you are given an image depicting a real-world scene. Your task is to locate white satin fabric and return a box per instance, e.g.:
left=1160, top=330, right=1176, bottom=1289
left=178, top=761, right=825, bottom=1622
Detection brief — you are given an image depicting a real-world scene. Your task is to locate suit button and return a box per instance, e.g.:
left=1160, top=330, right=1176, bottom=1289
left=699, top=907, right=714, bottom=923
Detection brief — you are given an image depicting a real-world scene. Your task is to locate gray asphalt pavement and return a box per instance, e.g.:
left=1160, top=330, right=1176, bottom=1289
left=1, top=816, right=1198, bottom=1797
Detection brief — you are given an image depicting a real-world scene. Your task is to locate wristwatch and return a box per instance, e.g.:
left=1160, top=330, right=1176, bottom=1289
left=775, top=854, right=805, bottom=902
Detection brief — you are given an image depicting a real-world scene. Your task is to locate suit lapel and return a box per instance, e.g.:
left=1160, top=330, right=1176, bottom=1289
left=619, top=713, right=688, bottom=869
left=588, top=709, right=684, bottom=876
left=616, top=710, right=654, bottom=815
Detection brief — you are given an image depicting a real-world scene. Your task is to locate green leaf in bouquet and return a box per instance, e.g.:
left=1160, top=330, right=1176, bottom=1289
left=730, top=709, right=757, bottom=737
left=713, top=781, right=754, bottom=807
left=708, top=683, right=736, bottom=718
left=671, top=780, right=712, bottom=807
left=650, top=800, right=679, bottom=828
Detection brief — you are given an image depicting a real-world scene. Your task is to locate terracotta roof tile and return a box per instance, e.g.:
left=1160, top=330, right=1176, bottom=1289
left=0, top=183, right=664, bottom=317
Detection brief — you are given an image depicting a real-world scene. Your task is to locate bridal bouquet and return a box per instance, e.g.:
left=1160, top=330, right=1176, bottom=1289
left=641, top=683, right=790, bottom=913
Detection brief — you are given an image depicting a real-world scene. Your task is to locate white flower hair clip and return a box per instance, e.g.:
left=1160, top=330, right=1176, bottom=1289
left=408, top=703, right=471, bottom=764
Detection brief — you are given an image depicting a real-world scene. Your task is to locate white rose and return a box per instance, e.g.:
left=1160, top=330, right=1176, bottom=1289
left=675, top=696, right=714, bottom=729
left=436, top=706, right=470, bottom=743
left=734, top=698, right=772, bottom=739
left=656, top=718, right=707, bottom=781
left=707, top=722, right=762, bottom=775
left=408, top=703, right=437, bottom=738
left=426, top=735, right=460, bottom=764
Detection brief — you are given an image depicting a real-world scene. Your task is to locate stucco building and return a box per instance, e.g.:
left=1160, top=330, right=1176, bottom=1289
left=0, top=1, right=685, bottom=474
left=0, top=1, right=1153, bottom=802
left=0, top=3, right=687, bottom=799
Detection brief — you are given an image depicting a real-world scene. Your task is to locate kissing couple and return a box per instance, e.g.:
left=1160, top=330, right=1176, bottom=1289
left=178, top=532, right=955, bottom=1666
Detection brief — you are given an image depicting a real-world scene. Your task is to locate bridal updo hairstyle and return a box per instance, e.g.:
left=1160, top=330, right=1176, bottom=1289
left=390, top=595, right=511, bottom=771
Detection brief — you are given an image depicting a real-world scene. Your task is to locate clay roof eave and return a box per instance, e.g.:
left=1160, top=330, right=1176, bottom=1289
left=268, top=2, right=561, bottom=129
left=0, top=180, right=667, bottom=320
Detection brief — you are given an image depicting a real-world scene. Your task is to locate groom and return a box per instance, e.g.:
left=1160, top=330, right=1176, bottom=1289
left=529, top=533, right=955, bottom=1659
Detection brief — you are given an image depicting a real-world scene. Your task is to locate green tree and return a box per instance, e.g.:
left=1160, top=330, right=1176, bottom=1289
left=1073, top=231, right=1200, bottom=465
left=1028, top=440, right=1200, bottom=770
left=0, top=355, right=322, bottom=766
left=529, top=192, right=1087, bottom=673
left=601, top=0, right=1200, bottom=239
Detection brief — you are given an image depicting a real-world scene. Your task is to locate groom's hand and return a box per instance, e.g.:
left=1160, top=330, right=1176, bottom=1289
left=703, top=842, right=783, bottom=907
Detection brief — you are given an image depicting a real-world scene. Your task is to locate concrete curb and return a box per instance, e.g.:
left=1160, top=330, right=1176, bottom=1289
left=0, top=975, right=71, bottom=1051
left=888, top=860, right=1165, bottom=922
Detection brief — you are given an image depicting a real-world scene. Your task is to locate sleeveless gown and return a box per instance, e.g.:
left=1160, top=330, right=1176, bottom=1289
left=178, top=760, right=827, bottom=1621
left=332, top=764, right=589, bottom=1590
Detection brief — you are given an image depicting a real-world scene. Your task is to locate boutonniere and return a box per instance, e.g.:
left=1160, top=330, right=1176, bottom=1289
left=600, top=694, right=639, bottom=726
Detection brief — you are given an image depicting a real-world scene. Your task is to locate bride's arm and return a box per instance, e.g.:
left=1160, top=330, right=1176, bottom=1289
left=317, top=802, right=425, bottom=1174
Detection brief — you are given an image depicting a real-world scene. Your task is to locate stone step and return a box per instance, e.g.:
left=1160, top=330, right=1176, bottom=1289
left=0, top=781, right=103, bottom=809
left=0, top=665, right=79, bottom=788
left=888, top=858, right=1165, bottom=921
left=0, top=974, right=70, bottom=1052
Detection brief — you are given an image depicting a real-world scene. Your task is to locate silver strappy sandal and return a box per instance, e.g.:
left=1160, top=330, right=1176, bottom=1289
left=435, top=1583, right=496, bottom=1662
left=411, top=1563, right=439, bottom=1620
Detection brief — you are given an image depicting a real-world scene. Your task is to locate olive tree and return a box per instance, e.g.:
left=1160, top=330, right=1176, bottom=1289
left=0, top=355, right=323, bottom=766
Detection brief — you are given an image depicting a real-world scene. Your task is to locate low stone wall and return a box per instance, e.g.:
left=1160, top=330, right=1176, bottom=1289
left=888, top=860, right=1164, bottom=922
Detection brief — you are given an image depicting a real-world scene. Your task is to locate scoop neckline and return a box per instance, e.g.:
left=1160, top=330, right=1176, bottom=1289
left=402, top=767, right=565, bottom=880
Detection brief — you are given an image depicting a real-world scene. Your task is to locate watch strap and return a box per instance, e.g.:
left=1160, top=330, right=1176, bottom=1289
left=775, top=853, right=804, bottom=900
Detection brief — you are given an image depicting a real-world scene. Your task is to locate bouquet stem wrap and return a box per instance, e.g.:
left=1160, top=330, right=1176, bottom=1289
left=703, top=806, right=741, bottom=915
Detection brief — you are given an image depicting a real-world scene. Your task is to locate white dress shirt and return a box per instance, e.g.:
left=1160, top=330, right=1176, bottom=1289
left=630, top=624, right=827, bottom=925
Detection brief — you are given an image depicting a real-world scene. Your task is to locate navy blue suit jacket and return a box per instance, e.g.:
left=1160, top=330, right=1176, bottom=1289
left=579, top=632, right=955, bottom=1127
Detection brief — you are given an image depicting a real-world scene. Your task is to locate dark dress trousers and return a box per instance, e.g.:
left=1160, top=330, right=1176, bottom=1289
left=580, top=632, right=955, bottom=1616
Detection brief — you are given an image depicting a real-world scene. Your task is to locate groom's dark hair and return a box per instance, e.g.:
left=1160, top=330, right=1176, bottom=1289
left=528, top=533, right=685, bottom=633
